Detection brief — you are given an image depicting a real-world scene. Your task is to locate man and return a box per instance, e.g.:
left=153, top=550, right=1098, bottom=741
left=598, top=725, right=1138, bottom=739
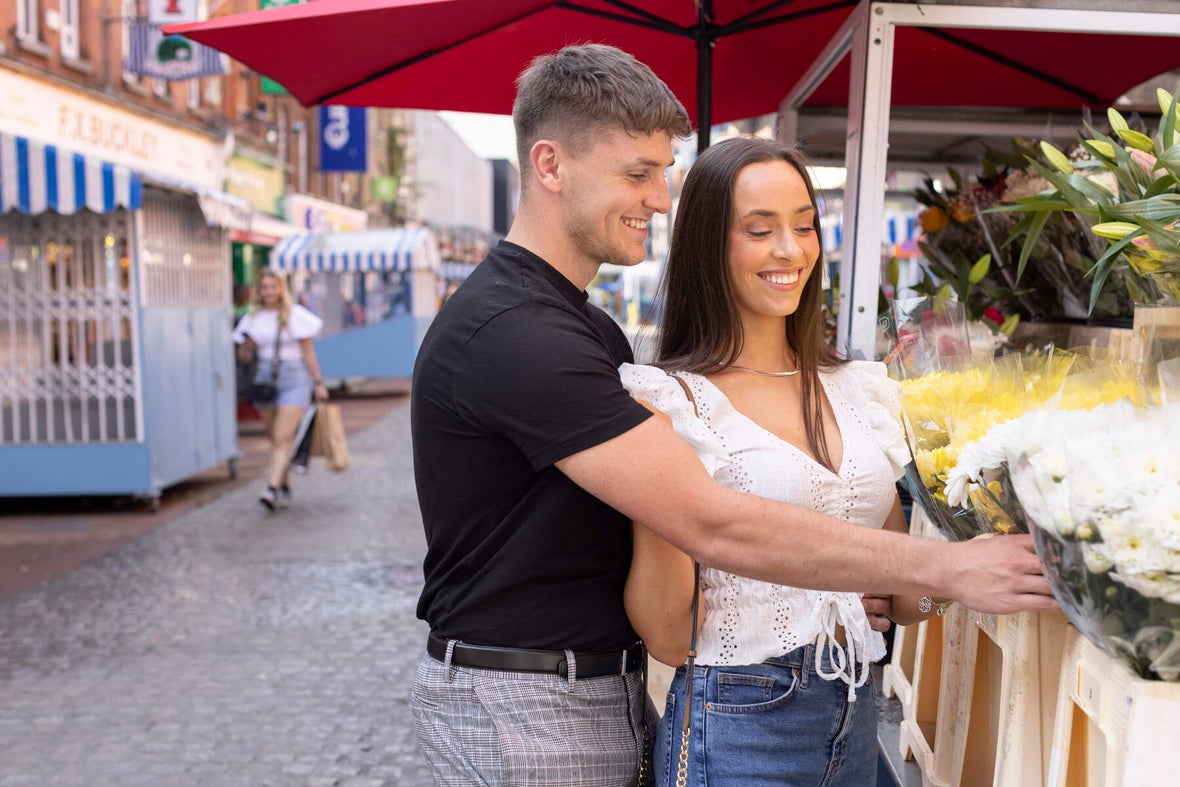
left=411, top=44, right=1053, bottom=786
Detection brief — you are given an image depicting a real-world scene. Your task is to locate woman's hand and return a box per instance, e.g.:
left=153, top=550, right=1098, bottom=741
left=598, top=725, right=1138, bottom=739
left=314, top=383, right=330, bottom=402
left=861, top=593, right=893, bottom=633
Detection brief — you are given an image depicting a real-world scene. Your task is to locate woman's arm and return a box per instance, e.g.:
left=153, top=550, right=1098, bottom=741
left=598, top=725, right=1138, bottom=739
left=625, top=521, right=698, bottom=667
left=622, top=401, right=700, bottom=666
left=885, top=494, right=952, bottom=626
left=298, top=338, right=330, bottom=402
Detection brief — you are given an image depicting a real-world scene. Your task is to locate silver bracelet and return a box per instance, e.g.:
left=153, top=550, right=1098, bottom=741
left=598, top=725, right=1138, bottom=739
left=918, top=596, right=952, bottom=616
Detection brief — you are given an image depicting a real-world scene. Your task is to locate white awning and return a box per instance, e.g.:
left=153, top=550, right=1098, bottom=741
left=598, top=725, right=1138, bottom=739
left=0, top=133, right=142, bottom=215
left=441, top=261, right=479, bottom=281
left=270, top=227, right=440, bottom=273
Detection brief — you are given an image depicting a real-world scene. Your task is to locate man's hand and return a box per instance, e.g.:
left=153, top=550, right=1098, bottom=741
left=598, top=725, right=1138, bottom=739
left=861, top=594, right=893, bottom=633
left=944, top=534, right=1058, bottom=615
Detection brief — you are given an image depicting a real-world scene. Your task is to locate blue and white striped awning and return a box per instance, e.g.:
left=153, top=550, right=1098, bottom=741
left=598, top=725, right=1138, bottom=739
left=0, top=133, right=142, bottom=215
left=270, top=227, right=440, bottom=273
left=441, top=261, right=479, bottom=282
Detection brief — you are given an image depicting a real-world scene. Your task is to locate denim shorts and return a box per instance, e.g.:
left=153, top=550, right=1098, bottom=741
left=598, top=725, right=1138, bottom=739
left=655, top=644, right=877, bottom=786
left=253, top=360, right=313, bottom=408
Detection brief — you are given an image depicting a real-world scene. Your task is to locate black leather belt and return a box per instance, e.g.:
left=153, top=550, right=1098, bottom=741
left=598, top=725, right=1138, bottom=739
left=427, top=632, right=644, bottom=678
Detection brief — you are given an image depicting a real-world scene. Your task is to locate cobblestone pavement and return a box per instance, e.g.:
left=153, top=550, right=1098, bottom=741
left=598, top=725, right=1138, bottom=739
left=0, top=396, right=435, bottom=786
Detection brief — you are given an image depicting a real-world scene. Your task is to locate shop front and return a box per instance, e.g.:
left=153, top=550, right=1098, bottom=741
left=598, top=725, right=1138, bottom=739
left=0, top=72, right=239, bottom=503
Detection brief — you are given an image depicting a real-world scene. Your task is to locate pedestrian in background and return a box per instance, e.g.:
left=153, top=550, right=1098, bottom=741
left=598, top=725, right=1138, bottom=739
left=233, top=269, right=329, bottom=511
left=410, top=43, right=1053, bottom=787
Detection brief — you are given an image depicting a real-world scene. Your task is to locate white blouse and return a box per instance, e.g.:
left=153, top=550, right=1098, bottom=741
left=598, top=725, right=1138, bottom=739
left=232, top=305, right=323, bottom=362
left=620, top=361, right=910, bottom=698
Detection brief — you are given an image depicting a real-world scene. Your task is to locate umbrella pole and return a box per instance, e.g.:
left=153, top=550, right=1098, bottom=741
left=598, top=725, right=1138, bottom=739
left=695, top=0, right=713, bottom=151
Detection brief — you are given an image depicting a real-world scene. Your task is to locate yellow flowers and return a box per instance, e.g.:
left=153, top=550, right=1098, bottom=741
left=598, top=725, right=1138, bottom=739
left=1092, top=221, right=1142, bottom=240
left=1040, top=140, right=1073, bottom=174
left=898, top=350, right=1143, bottom=519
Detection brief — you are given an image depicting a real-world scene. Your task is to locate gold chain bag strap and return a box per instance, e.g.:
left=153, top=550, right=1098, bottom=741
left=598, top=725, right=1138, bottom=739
left=670, top=374, right=702, bottom=787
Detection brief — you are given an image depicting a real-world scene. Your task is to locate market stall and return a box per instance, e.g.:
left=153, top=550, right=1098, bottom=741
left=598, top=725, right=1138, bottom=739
left=0, top=135, right=237, bottom=506
left=780, top=0, right=1180, bottom=359
left=777, top=4, right=1180, bottom=785
left=269, top=226, right=441, bottom=379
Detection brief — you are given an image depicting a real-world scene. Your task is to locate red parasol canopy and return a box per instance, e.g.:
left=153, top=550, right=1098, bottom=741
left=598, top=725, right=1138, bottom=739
left=168, top=0, right=1180, bottom=150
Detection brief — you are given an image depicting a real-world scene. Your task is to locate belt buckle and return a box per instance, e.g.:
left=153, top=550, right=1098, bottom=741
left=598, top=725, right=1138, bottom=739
left=621, top=647, right=628, bottom=676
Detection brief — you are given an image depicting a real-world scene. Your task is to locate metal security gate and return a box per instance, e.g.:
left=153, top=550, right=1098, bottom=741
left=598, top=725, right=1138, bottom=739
left=0, top=208, right=142, bottom=445
left=138, top=187, right=230, bottom=310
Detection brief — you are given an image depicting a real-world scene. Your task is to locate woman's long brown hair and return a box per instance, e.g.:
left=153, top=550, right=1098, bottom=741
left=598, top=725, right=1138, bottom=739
left=655, top=136, right=846, bottom=472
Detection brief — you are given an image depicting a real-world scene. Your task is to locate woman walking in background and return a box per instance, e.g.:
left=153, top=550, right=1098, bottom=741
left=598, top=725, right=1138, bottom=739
left=233, top=269, right=329, bottom=511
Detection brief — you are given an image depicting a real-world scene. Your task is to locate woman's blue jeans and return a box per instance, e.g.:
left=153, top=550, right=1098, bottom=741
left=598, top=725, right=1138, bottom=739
left=655, top=644, right=877, bottom=786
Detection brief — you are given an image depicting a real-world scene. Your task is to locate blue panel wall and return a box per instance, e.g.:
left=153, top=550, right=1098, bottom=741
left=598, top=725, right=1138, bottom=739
left=0, top=443, right=152, bottom=495
left=141, top=307, right=237, bottom=492
left=314, top=315, right=433, bottom=379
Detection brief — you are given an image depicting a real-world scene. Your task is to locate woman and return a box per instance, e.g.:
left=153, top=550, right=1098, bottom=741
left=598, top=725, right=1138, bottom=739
left=233, top=270, right=329, bottom=510
left=621, top=137, right=949, bottom=785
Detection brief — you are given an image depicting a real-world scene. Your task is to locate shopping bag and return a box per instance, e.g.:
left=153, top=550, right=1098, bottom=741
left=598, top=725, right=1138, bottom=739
left=312, top=403, right=350, bottom=472
left=289, top=405, right=318, bottom=475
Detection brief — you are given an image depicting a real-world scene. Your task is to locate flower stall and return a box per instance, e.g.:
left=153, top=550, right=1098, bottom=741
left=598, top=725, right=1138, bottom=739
left=777, top=4, right=1180, bottom=783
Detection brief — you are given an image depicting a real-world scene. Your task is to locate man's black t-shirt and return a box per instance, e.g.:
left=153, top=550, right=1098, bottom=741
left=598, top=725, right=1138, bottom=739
left=412, top=241, right=653, bottom=651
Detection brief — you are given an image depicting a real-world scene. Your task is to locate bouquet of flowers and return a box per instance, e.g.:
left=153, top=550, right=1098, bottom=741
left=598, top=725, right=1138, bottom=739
left=889, top=297, right=1034, bottom=539
left=1007, top=402, right=1180, bottom=681
left=916, top=141, right=1133, bottom=320
left=889, top=295, right=1143, bottom=541
left=997, top=89, right=1180, bottom=311
left=941, top=352, right=1141, bottom=537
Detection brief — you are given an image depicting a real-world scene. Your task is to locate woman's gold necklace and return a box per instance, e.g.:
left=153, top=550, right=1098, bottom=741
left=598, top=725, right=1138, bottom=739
left=726, top=364, right=799, bottom=377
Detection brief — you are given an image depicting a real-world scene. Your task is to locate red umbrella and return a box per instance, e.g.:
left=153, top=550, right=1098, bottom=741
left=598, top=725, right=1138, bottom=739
left=169, top=0, right=1180, bottom=151
left=167, top=0, right=863, bottom=149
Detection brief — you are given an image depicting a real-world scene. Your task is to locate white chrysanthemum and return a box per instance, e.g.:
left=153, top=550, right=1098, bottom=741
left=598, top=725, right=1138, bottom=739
left=1136, top=496, right=1180, bottom=553
left=1112, top=570, right=1180, bottom=605
left=1083, top=545, right=1114, bottom=573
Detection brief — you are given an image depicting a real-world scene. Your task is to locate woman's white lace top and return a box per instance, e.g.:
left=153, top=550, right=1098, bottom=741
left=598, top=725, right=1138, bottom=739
left=620, top=361, right=910, bottom=697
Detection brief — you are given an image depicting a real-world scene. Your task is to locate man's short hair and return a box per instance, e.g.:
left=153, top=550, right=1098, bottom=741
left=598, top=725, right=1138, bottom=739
left=513, top=44, right=692, bottom=178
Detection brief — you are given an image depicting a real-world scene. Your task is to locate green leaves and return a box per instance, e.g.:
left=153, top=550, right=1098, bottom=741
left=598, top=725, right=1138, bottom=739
left=996, top=98, right=1180, bottom=314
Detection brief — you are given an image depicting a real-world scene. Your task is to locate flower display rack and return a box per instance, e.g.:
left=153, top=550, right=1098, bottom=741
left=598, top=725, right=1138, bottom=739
left=896, top=611, right=951, bottom=787
left=889, top=605, right=1070, bottom=786
left=1047, top=626, right=1180, bottom=787
left=892, top=508, right=963, bottom=787
left=958, top=610, right=1070, bottom=787
left=889, top=507, right=1082, bottom=786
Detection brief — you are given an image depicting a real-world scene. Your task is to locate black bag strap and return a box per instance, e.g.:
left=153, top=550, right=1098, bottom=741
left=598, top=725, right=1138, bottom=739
left=268, top=312, right=283, bottom=382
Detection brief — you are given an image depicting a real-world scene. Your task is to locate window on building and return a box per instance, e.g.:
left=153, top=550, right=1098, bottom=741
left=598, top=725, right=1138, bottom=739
left=16, top=0, right=40, bottom=43
left=122, top=0, right=141, bottom=84
left=60, top=0, right=80, bottom=60
left=204, top=74, right=222, bottom=108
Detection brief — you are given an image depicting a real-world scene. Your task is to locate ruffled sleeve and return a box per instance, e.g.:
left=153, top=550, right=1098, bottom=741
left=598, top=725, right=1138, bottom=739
left=844, top=361, right=910, bottom=480
left=287, top=304, right=324, bottom=340
left=619, top=363, right=730, bottom=477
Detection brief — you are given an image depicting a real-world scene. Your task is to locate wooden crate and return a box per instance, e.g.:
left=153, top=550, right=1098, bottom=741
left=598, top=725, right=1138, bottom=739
left=1047, top=626, right=1180, bottom=787
left=897, top=608, right=965, bottom=787
left=948, top=610, right=1070, bottom=787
